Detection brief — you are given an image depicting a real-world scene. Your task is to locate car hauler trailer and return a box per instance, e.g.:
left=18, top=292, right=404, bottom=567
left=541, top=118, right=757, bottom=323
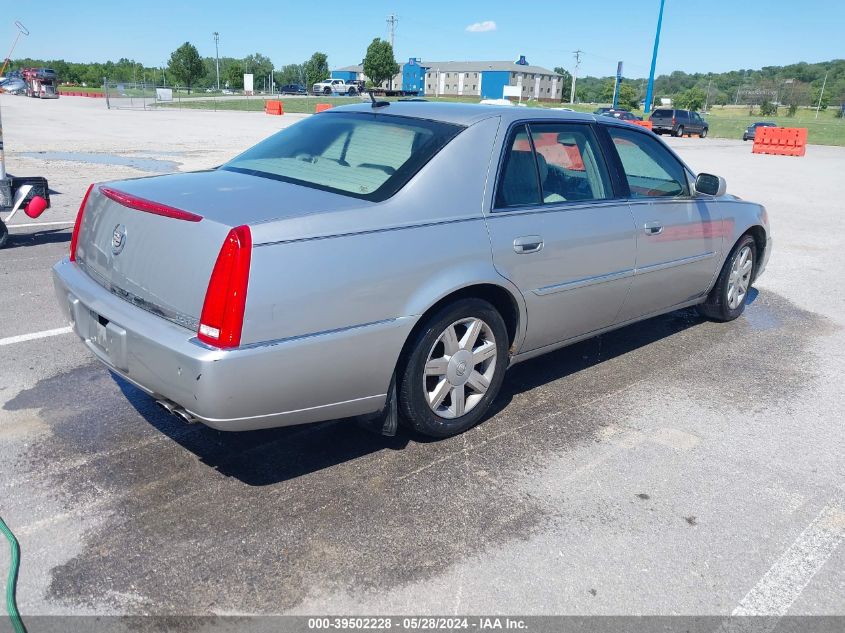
left=22, top=67, right=59, bottom=99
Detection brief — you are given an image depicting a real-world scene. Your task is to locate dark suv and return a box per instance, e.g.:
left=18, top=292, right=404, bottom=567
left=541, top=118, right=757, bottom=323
left=279, top=84, right=306, bottom=95
left=649, top=109, right=709, bottom=137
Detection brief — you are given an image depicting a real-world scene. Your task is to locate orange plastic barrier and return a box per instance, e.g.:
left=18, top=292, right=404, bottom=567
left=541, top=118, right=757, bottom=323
left=264, top=100, right=283, bottom=115
left=752, top=126, right=807, bottom=157
left=315, top=103, right=333, bottom=113
left=632, top=120, right=653, bottom=130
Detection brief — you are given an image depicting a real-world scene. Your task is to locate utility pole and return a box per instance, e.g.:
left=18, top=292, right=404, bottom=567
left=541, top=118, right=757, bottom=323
left=570, top=49, right=583, bottom=104
left=644, top=0, right=665, bottom=114
left=213, top=32, right=220, bottom=91
left=386, top=13, right=398, bottom=49
left=386, top=13, right=398, bottom=90
left=704, top=77, right=712, bottom=112
left=815, top=71, right=828, bottom=119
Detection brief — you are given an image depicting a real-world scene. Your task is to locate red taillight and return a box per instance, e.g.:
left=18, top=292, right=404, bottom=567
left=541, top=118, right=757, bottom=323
left=69, top=183, right=95, bottom=262
left=197, top=226, right=252, bottom=348
left=672, top=117, right=677, bottom=125
left=99, top=186, right=203, bottom=222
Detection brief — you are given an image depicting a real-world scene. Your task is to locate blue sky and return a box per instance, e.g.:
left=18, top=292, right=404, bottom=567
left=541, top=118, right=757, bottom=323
left=4, top=0, right=843, bottom=77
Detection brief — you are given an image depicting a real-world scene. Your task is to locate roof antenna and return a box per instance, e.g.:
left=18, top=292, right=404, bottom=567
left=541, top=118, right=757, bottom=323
left=368, top=90, right=390, bottom=108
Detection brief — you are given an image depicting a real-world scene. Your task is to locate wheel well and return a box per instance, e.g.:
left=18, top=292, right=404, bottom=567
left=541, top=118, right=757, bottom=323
left=403, top=284, right=520, bottom=356
left=744, top=226, right=767, bottom=279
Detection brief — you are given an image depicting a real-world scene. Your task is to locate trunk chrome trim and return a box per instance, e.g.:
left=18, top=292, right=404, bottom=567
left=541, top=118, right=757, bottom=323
left=77, top=260, right=199, bottom=331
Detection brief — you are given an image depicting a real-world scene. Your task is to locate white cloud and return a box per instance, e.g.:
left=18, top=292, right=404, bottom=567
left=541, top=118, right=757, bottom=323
left=465, top=20, right=497, bottom=33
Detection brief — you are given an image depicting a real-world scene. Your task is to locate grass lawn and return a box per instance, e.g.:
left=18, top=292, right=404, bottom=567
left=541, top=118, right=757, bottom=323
left=158, top=97, right=845, bottom=145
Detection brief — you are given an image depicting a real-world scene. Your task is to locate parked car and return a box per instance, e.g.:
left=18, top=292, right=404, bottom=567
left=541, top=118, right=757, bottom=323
left=743, top=122, right=777, bottom=141
left=650, top=108, right=709, bottom=137
left=279, top=84, right=307, bottom=95
left=53, top=103, right=770, bottom=439
left=601, top=109, right=642, bottom=121
left=593, top=107, right=613, bottom=115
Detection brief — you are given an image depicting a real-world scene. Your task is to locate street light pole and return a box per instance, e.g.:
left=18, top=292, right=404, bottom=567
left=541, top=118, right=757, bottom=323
left=213, top=32, right=220, bottom=91
left=643, top=0, right=666, bottom=115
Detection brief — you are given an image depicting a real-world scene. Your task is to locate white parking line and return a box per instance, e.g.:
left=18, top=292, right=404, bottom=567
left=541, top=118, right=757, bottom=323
left=732, top=500, right=845, bottom=617
left=0, top=326, right=73, bottom=346
left=6, top=220, right=75, bottom=228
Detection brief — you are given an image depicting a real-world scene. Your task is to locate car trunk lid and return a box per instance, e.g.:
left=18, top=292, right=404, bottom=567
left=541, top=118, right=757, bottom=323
left=73, top=170, right=365, bottom=332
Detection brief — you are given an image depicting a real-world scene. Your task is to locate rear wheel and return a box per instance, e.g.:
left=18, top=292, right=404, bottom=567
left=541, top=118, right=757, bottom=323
left=347, top=87, right=357, bottom=96
left=697, top=235, right=756, bottom=322
left=674, top=125, right=684, bottom=137
left=0, top=219, right=8, bottom=249
left=398, top=298, right=508, bottom=438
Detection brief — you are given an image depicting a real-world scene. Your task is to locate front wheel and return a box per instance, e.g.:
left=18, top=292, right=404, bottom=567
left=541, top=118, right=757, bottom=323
left=398, top=298, right=509, bottom=438
left=697, top=235, right=756, bottom=322
left=700, top=127, right=708, bottom=138
left=322, top=87, right=332, bottom=95
left=0, top=219, right=8, bottom=249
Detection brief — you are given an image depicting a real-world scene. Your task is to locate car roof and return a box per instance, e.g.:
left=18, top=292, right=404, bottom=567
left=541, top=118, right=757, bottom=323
left=325, top=101, right=599, bottom=126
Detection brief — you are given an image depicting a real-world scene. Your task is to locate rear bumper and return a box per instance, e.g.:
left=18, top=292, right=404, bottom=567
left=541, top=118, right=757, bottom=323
left=53, top=259, right=412, bottom=431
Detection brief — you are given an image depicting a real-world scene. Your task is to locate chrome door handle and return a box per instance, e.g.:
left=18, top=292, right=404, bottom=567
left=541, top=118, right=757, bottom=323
left=643, top=222, right=664, bottom=236
left=513, top=236, right=544, bottom=254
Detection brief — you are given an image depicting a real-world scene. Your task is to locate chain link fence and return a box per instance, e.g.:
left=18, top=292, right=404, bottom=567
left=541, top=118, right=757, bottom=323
left=102, top=80, right=279, bottom=112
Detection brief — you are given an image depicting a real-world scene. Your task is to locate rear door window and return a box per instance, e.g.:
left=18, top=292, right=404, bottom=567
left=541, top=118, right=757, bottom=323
left=223, top=112, right=463, bottom=202
left=527, top=123, right=611, bottom=203
left=495, top=125, right=541, bottom=208
left=607, top=127, right=689, bottom=198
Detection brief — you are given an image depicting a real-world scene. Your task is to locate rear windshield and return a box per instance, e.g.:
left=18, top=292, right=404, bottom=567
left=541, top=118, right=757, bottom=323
left=652, top=109, right=673, bottom=117
left=222, top=111, right=463, bottom=202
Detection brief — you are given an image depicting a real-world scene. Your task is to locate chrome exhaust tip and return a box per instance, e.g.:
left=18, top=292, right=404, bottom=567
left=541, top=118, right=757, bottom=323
left=156, top=399, right=177, bottom=414
left=173, top=408, right=198, bottom=425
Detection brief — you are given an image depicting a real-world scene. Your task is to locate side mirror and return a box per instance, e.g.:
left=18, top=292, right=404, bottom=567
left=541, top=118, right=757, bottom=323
left=695, top=173, right=726, bottom=197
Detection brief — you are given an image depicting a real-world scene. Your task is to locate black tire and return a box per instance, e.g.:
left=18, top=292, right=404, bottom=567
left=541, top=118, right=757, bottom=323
left=398, top=298, right=509, bottom=438
left=700, top=127, right=708, bottom=138
left=323, top=86, right=331, bottom=95
left=674, top=125, right=684, bottom=137
left=697, top=234, right=756, bottom=322
left=347, top=88, right=356, bottom=96
left=0, top=219, right=7, bottom=249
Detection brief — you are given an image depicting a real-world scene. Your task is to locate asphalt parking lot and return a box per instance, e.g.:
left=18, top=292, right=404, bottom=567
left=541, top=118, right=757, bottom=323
left=1, top=96, right=843, bottom=622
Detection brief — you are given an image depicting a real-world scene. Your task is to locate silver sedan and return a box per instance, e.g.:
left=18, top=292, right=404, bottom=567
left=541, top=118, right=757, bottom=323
left=53, top=103, right=771, bottom=438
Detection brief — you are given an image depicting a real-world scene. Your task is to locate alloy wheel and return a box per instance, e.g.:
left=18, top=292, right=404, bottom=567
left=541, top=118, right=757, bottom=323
left=423, top=317, right=497, bottom=419
left=727, top=245, right=753, bottom=309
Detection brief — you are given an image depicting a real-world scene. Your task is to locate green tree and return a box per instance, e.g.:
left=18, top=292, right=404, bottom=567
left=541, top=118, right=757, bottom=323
left=759, top=100, right=778, bottom=115
left=811, top=85, right=830, bottom=110
left=553, top=67, right=572, bottom=102
left=363, top=38, right=399, bottom=88
left=303, top=52, right=329, bottom=91
left=675, top=86, right=706, bottom=111
left=600, top=80, right=639, bottom=110
left=276, top=63, right=305, bottom=87
left=224, top=61, right=244, bottom=89
left=168, top=42, right=205, bottom=92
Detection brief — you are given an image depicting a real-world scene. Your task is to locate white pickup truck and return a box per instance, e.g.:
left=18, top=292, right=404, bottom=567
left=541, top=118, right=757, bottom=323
left=312, top=79, right=359, bottom=95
